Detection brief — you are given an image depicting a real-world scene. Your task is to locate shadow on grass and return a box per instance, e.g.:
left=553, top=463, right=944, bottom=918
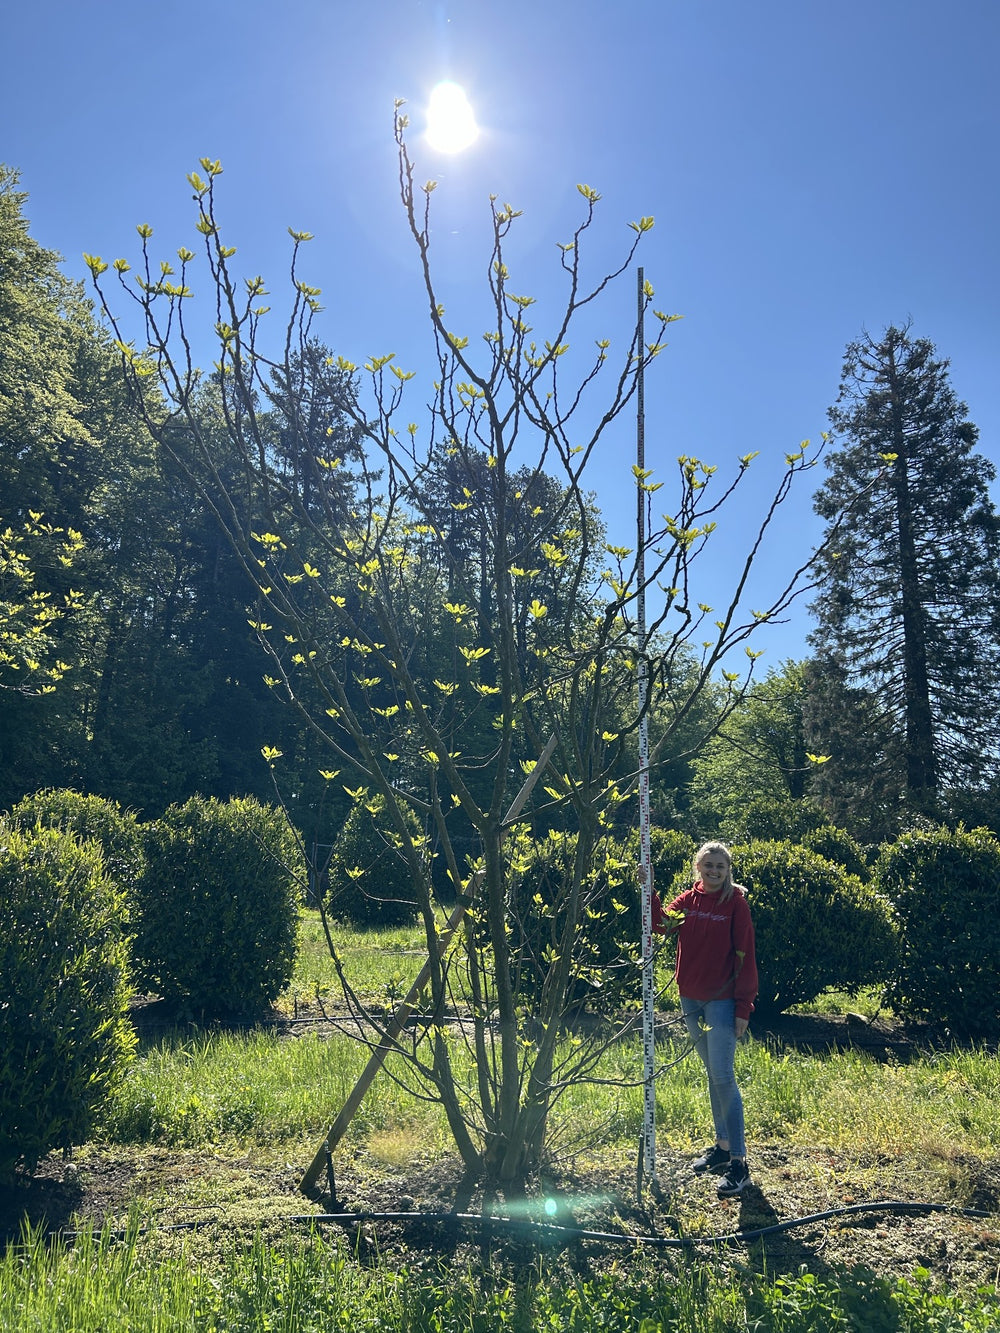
left=735, top=1179, right=843, bottom=1282
left=737, top=1185, right=933, bottom=1330
left=0, top=1170, right=83, bottom=1251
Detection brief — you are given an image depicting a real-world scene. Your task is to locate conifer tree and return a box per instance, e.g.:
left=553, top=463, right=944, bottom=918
left=808, top=324, right=1000, bottom=828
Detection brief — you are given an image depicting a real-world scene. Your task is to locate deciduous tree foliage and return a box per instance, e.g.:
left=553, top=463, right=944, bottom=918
left=86, top=115, right=833, bottom=1185
left=0, top=169, right=337, bottom=820
left=685, top=660, right=813, bottom=835
left=808, top=325, right=1000, bottom=831
left=0, top=168, right=87, bottom=710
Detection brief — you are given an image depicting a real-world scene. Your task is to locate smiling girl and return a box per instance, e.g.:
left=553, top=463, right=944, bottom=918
left=651, top=839, right=758, bottom=1198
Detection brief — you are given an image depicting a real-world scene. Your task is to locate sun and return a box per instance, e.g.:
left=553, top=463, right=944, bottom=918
left=425, top=81, right=479, bottom=154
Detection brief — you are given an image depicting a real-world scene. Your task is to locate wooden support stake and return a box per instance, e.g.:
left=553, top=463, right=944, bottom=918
left=300, top=732, right=558, bottom=1197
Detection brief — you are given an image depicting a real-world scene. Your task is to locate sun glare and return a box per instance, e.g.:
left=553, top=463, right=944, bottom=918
left=425, top=81, right=479, bottom=154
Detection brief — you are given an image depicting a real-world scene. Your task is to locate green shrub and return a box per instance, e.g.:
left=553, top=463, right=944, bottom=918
left=0, top=823, right=135, bottom=1181
left=728, top=839, right=897, bottom=1019
left=622, top=826, right=699, bottom=901
left=136, top=796, right=300, bottom=1016
left=613, top=826, right=697, bottom=950
left=875, top=826, right=1000, bottom=1038
left=800, top=825, right=870, bottom=881
left=10, top=788, right=146, bottom=907
left=717, top=795, right=829, bottom=845
left=505, top=828, right=640, bottom=1013
left=327, top=793, right=424, bottom=928
left=502, top=827, right=693, bottom=1015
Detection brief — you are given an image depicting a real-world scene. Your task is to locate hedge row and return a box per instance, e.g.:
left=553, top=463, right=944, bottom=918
left=502, top=824, right=999, bottom=1034
left=1, top=791, right=302, bottom=1181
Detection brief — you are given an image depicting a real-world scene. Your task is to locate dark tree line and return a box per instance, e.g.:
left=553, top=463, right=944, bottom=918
left=0, top=167, right=351, bottom=836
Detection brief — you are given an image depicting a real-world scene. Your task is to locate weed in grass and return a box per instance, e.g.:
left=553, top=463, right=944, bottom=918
left=366, top=1124, right=445, bottom=1170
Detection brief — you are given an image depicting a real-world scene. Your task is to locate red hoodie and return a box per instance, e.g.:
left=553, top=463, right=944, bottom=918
left=653, top=882, right=758, bottom=1021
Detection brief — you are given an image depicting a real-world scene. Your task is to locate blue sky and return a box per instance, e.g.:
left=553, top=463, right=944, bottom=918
left=4, top=0, right=998, bottom=667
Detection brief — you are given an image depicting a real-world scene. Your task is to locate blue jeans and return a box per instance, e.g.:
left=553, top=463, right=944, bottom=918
left=680, top=996, right=746, bottom=1159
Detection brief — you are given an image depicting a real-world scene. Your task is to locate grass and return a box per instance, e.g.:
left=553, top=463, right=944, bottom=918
left=283, top=910, right=433, bottom=1014
left=769, top=1044, right=1000, bottom=1158
left=2, top=1222, right=997, bottom=1332
left=3, top=915, right=999, bottom=1330
left=552, top=1028, right=1000, bottom=1163
left=788, top=984, right=887, bottom=1020
left=101, top=1028, right=455, bottom=1153
left=105, top=975, right=1000, bottom=1170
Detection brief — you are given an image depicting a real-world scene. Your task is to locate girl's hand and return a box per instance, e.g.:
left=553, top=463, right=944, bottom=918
left=735, top=1017, right=749, bottom=1039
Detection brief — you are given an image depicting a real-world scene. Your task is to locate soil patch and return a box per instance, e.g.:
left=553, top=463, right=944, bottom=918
left=5, top=1139, right=998, bottom=1298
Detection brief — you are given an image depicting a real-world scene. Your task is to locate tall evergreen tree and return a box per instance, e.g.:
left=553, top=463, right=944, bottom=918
left=799, top=655, right=905, bottom=842
left=808, top=324, right=1000, bottom=827
left=264, top=337, right=363, bottom=521
left=0, top=165, right=96, bottom=522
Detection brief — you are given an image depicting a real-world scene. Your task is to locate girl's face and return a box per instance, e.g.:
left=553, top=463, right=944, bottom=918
left=697, top=854, right=730, bottom=893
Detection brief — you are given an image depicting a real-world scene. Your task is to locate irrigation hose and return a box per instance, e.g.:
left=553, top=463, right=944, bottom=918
left=293, top=1200, right=995, bottom=1248
left=57, top=1199, right=995, bottom=1249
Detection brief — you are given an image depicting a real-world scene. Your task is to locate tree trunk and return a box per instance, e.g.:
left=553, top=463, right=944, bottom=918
left=885, top=347, right=937, bottom=800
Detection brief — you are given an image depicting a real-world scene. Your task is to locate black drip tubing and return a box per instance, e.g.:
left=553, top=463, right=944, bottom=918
left=294, top=1200, right=994, bottom=1248
left=57, top=1199, right=995, bottom=1248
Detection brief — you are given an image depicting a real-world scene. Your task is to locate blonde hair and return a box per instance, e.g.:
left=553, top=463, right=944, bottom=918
left=694, top=840, right=735, bottom=902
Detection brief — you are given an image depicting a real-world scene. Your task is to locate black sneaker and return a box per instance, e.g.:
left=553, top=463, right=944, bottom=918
left=716, top=1158, right=751, bottom=1197
left=692, top=1145, right=731, bottom=1174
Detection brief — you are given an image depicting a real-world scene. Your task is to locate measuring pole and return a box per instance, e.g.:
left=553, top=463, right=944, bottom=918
left=636, top=266, right=657, bottom=1189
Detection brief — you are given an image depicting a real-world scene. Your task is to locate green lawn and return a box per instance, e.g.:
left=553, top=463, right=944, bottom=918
left=2, top=914, right=998, bottom=1332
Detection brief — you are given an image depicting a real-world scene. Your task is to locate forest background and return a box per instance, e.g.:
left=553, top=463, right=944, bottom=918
left=3, top=149, right=1000, bottom=854
left=3, top=0, right=1000, bottom=852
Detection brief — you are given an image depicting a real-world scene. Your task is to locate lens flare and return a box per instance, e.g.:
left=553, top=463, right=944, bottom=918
left=425, top=81, right=479, bottom=154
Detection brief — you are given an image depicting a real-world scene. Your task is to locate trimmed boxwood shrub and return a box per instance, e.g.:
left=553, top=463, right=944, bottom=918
left=724, top=839, right=897, bottom=1019
left=0, top=823, right=135, bottom=1182
left=875, top=825, right=1000, bottom=1038
left=505, top=828, right=638, bottom=1013
left=613, top=827, right=698, bottom=941
left=327, top=792, right=424, bottom=928
left=650, top=828, right=699, bottom=887
left=716, top=796, right=830, bottom=846
left=136, top=796, right=300, bottom=1016
left=800, top=825, right=870, bottom=882
left=11, top=788, right=146, bottom=908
